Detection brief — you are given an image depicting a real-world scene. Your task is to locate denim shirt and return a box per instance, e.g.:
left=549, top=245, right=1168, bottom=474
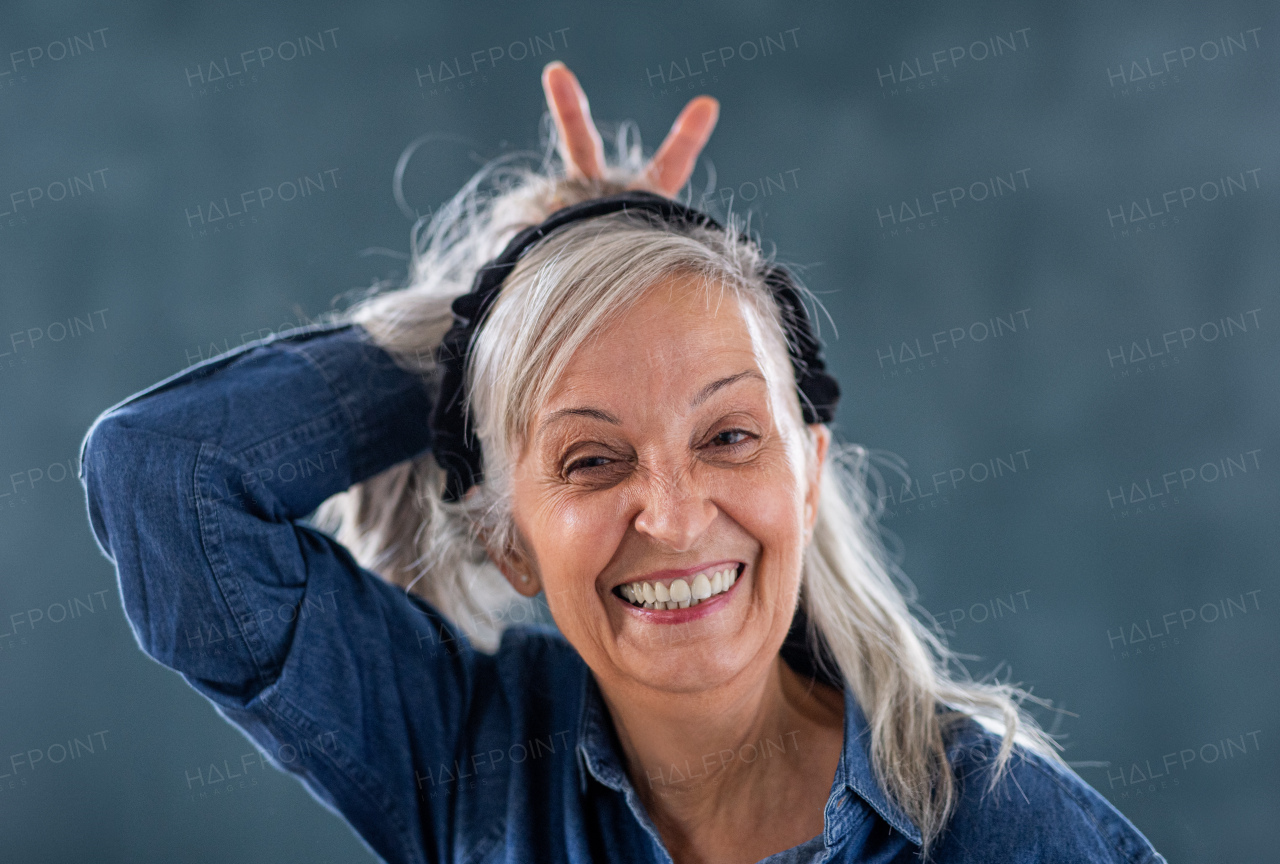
left=79, top=323, right=1166, bottom=864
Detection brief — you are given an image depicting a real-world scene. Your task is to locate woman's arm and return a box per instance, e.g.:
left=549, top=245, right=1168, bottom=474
left=79, top=323, right=469, bottom=864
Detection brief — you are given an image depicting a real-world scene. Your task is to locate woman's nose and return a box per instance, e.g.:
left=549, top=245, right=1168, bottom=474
left=631, top=469, right=717, bottom=552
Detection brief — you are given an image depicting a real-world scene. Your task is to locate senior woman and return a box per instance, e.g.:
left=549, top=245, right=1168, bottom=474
left=80, top=63, right=1164, bottom=864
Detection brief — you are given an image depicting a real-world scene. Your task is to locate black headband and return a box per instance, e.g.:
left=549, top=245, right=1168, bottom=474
left=429, top=190, right=841, bottom=503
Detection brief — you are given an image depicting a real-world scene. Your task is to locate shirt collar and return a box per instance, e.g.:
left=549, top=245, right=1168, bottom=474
left=573, top=614, right=924, bottom=849
left=575, top=668, right=629, bottom=796
left=832, top=683, right=923, bottom=846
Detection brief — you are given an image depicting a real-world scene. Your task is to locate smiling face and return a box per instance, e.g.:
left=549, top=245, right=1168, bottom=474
left=498, top=272, right=829, bottom=697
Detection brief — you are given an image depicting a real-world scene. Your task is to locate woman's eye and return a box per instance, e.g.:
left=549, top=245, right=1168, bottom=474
left=710, top=429, right=754, bottom=448
left=565, top=455, right=613, bottom=475
left=563, top=430, right=754, bottom=477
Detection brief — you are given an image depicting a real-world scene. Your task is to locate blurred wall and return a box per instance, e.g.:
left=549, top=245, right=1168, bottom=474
left=0, top=1, right=1275, bottom=861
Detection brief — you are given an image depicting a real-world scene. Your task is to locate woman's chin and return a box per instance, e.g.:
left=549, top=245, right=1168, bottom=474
left=619, top=652, right=749, bottom=695
left=604, top=626, right=763, bottom=694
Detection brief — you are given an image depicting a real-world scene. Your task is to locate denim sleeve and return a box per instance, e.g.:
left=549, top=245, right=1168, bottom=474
left=938, top=721, right=1168, bottom=864
left=79, top=324, right=478, bottom=864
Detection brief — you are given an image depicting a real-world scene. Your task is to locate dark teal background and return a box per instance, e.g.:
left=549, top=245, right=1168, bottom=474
left=1, top=1, right=1276, bottom=861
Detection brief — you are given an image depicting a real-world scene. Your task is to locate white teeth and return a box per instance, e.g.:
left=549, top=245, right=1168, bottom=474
left=619, top=565, right=741, bottom=609
left=691, top=573, right=711, bottom=601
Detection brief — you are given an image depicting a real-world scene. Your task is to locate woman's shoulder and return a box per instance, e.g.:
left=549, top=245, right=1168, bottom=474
left=490, top=622, right=589, bottom=703
left=934, top=716, right=1167, bottom=864
left=493, top=621, right=578, bottom=665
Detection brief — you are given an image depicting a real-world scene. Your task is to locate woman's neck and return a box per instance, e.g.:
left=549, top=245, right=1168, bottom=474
left=598, top=655, right=845, bottom=864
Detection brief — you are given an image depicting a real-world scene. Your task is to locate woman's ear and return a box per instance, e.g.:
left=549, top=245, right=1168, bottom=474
left=803, top=424, right=831, bottom=542
left=480, top=527, right=543, bottom=598
left=493, top=553, right=543, bottom=599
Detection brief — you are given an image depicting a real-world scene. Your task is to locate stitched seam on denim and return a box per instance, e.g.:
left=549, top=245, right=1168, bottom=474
left=1021, top=753, right=1152, bottom=863
left=620, top=784, right=674, bottom=864
left=841, top=747, right=921, bottom=843
left=577, top=676, right=629, bottom=793
left=231, top=408, right=347, bottom=468
left=822, top=787, right=860, bottom=843
left=257, top=685, right=418, bottom=863
left=194, top=440, right=273, bottom=683
left=824, top=805, right=867, bottom=856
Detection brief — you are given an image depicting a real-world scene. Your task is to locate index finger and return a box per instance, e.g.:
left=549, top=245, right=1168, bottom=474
left=542, top=62, right=606, bottom=179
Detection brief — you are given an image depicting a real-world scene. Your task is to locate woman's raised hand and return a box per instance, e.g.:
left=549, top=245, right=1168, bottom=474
left=541, top=61, right=719, bottom=198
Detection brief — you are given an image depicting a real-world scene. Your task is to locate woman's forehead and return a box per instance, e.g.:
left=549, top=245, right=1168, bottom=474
left=555, top=278, right=764, bottom=388
left=522, top=298, right=786, bottom=449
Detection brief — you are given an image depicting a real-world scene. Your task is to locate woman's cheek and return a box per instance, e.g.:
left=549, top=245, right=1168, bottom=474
left=536, top=495, right=625, bottom=594
left=723, top=464, right=802, bottom=539
left=556, top=493, right=628, bottom=550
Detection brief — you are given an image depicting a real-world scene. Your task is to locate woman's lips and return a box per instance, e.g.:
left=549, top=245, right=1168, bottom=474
left=614, top=563, right=745, bottom=622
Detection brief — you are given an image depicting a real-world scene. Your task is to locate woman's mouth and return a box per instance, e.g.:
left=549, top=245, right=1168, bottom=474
left=613, top=563, right=744, bottom=610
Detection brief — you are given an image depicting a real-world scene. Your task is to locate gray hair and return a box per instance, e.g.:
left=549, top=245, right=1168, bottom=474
left=315, top=137, right=1063, bottom=857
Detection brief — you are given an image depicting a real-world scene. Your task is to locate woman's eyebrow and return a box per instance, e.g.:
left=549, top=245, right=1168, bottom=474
left=538, top=407, right=621, bottom=437
left=691, top=369, right=764, bottom=407
left=537, top=369, right=764, bottom=438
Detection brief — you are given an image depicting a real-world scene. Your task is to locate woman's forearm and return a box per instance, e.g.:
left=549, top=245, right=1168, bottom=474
left=84, top=323, right=433, bottom=520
